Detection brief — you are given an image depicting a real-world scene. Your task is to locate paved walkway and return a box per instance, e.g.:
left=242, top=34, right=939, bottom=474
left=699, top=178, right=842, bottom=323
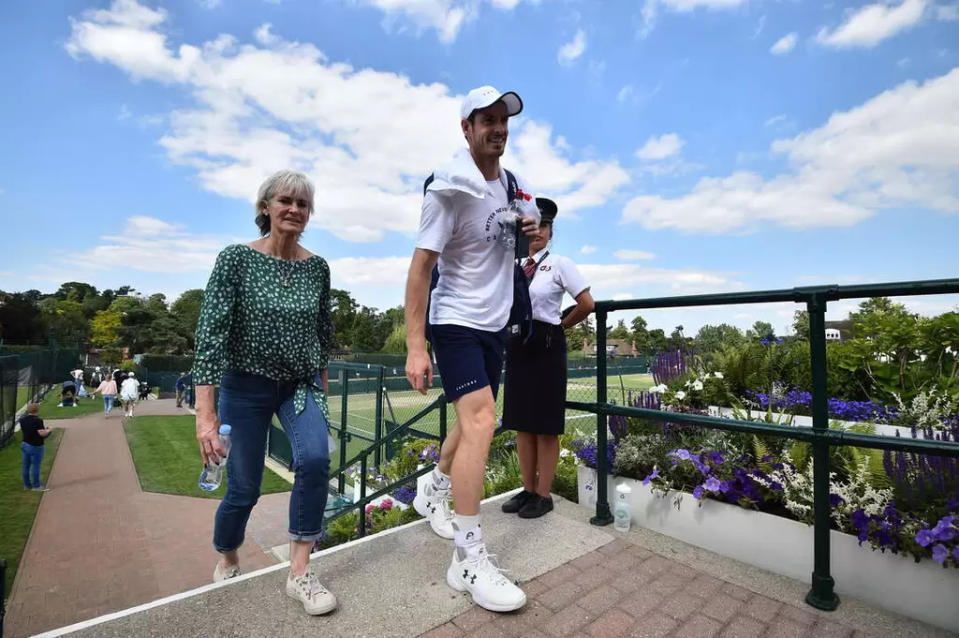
left=5, top=399, right=289, bottom=638
left=36, top=498, right=950, bottom=638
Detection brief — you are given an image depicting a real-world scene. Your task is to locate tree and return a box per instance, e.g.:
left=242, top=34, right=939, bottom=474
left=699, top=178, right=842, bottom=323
left=792, top=311, right=810, bottom=340
left=90, top=310, right=123, bottom=349
left=39, top=298, right=89, bottom=346
left=608, top=319, right=630, bottom=340
left=54, top=282, right=99, bottom=303
left=647, top=328, right=668, bottom=355
left=565, top=315, right=594, bottom=351
left=330, top=288, right=357, bottom=349
left=0, top=292, right=46, bottom=343
left=350, top=306, right=381, bottom=351
left=695, top=323, right=745, bottom=355
left=381, top=323, right=407, bottom=353
left=748, top=321, right=775, bottom=340
left=171, top=289, right=204, bottom=348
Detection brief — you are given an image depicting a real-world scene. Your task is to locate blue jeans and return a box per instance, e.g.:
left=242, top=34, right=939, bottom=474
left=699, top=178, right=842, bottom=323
left=102, top=395, right=115, bottom=413
left=214, top=372, right=330, bottom=552
left=21, top=443, right=44, bottom=488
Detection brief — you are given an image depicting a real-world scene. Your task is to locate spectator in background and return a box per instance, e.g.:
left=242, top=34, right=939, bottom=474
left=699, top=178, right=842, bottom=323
left=175, top=372, right=189, bottom=408
left=72, top=368, right=89, bottom=398
left=91, top=374, right=119, bottom=416
left=20, top=403, right=52, bottom=491
left=120, top=372, right=139, bottom=418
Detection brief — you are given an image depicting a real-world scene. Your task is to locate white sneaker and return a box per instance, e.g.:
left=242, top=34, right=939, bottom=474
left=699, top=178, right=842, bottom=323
left=213, top=562, right=240, bottom=582
left=286, top=566, right=337, bottom=615
left=412, top=472, right=454, bottom=539
left=446, top=547, right=526, bottom=612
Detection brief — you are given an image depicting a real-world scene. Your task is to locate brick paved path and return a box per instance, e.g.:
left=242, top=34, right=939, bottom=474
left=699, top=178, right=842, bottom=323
left=4, top=399, right=286, bottom=638
left=420, top=539, right=871, bottom=638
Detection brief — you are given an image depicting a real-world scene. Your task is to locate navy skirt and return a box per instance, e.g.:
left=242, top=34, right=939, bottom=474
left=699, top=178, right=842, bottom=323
left=502, top=321, right=567, bottom=435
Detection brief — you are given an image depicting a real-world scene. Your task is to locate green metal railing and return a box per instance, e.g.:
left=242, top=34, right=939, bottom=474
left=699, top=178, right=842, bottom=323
left=568, top=277, right=959, bottom=612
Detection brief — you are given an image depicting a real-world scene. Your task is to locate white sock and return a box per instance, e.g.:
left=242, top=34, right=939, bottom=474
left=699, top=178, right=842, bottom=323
left=431, top=467, right=450, bottom=489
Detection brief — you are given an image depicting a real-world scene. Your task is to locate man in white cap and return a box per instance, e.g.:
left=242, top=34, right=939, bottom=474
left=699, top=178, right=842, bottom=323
left=404, top=85, right=539, bottom=612
left=120, top=372, right=139, bottom=418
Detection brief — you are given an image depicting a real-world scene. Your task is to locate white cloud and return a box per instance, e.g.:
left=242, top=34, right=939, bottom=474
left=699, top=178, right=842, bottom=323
left=69, top=216, right=226, bottom=274
left=764, top=114, right=787, bottom=127
left=198, top=0, right=222, bottom=8
left=579, top=263, right=742, bottom=297
left=66, top=1, right=627, bottom=243
left=622, top=68, right=959, bottom=233
left=358, top=0, right=530, bottom=43
left=637, top=0, right=746, bottom=37
left=752, top=14, right=766, bottom=38
left=816, top=0, right=927, bottom=48
left=897, top=56, right=911, bottom=67
left=558, top=29, right=587, bottom=65
left=636, top=133, right=684, bottom=160
left=614, top=249, right=656, bottom=260
left=580, top=245, right=598, bottom=254
left=937, top=3, right=959, bottom=19
left=770, top=32, right=798, bottom=55
left=327, top=256, right=411, bottom=289
left=118, top=104, right=132, bottom=120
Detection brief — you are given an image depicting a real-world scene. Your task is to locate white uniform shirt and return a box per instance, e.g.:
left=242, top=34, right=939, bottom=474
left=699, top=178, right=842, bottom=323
left=416, top=149, right=537, bottom=332
left=525, top=249, right=590, bottom=325
left=120, top=378, right=139, bottom=400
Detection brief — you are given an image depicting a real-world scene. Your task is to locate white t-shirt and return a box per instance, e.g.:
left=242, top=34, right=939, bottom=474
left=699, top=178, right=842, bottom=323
left=416, top=178, right=515, bottom=332
left=120, top=378, right=139, bottom=400
left=525, top=249, right=590, bottom=325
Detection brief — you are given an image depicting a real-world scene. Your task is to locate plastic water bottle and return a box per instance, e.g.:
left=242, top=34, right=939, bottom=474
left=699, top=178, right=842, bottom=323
left=198, top=424, right=232, bottom=491
left=614, top=482, right=632, bottom=532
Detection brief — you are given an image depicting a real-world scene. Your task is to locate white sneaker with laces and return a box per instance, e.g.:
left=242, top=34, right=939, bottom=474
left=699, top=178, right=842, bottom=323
left=286, top=566, right=337, bottom=615
left=446, top=546, right=526, bottom=612
left=213, top=562, right=240, bottom=582
left=412, top=472, right=454, bottom=539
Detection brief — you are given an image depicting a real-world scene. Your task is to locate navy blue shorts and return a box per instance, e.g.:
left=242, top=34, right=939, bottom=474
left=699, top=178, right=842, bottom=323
left=430, top=324, right=506, bottom=402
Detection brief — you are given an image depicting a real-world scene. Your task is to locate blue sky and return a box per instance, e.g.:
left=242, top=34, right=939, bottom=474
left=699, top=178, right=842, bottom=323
left=0, top=0, right=957, bottom=335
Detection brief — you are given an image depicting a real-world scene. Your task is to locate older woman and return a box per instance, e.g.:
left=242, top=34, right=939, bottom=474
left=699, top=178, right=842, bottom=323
left=501, top=198, right=594, bottom=518
left=193, top=170, right=336, bottom=615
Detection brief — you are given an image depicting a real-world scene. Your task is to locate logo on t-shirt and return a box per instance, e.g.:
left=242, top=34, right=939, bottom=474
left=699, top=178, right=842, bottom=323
left=485, top=205, right=514, bottom=250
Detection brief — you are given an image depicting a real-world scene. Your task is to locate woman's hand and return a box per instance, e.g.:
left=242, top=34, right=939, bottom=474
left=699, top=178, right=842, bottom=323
left=196, top=410, right=225, bottom=465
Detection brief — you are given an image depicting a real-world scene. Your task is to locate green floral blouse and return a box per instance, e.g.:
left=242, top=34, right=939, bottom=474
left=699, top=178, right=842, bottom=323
left=193, top=244, right=333, bottom=418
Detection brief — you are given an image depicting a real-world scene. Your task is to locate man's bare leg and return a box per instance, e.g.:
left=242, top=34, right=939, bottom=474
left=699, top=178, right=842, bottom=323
left=448, top=387, right=496, bottom=516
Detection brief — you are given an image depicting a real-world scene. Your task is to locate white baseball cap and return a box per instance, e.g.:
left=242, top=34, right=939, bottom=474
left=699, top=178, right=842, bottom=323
left=460, top=85, right=523, bottom=120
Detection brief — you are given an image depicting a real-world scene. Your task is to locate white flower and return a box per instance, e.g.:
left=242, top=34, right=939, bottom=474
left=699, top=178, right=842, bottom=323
left=684, top=380, right=692, bottom=387
left=674, top=391, right=687, bottom=400
left=560, top=448, right=570, bottom=458
left=713, top=372, right=724, bottom=379
left=649, top=384, right=668, bottom=394
left=692, top=380, right=704, bottom=392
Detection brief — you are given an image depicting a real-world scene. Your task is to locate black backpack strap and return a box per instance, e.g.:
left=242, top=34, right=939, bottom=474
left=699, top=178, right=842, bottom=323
left=423, top=173, right=435, bottom=196
left=504, top=169, right=517, bottom=203
left=423, top=173, right=438, bottom=341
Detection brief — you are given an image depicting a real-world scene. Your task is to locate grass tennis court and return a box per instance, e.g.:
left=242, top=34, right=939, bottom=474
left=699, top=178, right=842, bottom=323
left=327, top=372, right=655, bottom=443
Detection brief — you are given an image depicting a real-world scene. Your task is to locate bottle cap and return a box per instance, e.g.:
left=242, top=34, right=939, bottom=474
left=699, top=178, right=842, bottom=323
left=219, top=424, right=232, bottom=435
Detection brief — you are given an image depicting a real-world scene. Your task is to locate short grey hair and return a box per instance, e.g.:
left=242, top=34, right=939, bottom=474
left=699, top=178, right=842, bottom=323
left=254, top=170, right=315, bottom=236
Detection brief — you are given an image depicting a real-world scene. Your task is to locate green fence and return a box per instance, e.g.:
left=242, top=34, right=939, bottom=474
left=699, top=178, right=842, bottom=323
left=0, top=347, right=81, bottom=449
left=570, top=278, right=959, bottom=612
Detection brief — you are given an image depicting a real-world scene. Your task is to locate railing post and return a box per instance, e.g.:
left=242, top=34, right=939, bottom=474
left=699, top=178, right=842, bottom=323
left=805, top=292, right=840, bottom=611
left=358, top=456, right=368, bottom=538
left=374, top=365, right=384, bottom=473
left=591, top=309, right=613, bottom=526
left=439, top=400, right=448, bottom=444
left=338, top=369, right=348, bottom=494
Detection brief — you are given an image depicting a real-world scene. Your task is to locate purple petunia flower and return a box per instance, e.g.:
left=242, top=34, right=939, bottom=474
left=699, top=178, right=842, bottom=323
left=692, top=485, right=705, bottom=500
left=642, top=467, right=660, bottom=485
left=915, top=529, right=935, bottom=547
left=675, top=449, right=691, bottom=461
left=707, top=451, right=725, bottom=465
left=704, top=477, right=721, bottom=492
left=829, top=494, right=845, bottom=508
left=931, top=544, right=949, bottom=565
left=719, top=480, right=730, bottom=494
left=954, top=547, right=959, bottom=561
left=770, top=481, right=784, bottom=492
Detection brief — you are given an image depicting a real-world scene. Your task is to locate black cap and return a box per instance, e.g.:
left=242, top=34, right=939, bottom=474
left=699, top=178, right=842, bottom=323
left=536, top=197, right=557, bottom=224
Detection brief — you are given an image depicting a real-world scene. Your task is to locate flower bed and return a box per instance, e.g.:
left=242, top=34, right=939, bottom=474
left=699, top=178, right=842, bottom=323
left=577, top=466, right=959, bottom=632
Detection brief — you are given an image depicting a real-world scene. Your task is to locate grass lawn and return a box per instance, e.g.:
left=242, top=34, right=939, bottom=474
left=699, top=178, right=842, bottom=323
left=124, top=415, right=291, bottom=499
left=0, top=429, right=64, bottom=598
left=38, top=385, right=104, bottom=420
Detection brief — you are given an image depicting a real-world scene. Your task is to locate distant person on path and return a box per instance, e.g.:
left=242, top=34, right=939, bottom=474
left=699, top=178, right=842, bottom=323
left=71, top=368, right=89, bottom=398
left=120, top=372, right=139, bottom=418
left=20, top=403, right=52, bottom=491
left=175, top=372, right=189, bottom=408
left=405, top=86, right=539, bottom=613
left=91, top=375, right=119, bottom=416
left=501, top=198, right=594, bottom=518
left=91, top=367, right=103, bottom=387
left=193, top=169, right=336, bottom=615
